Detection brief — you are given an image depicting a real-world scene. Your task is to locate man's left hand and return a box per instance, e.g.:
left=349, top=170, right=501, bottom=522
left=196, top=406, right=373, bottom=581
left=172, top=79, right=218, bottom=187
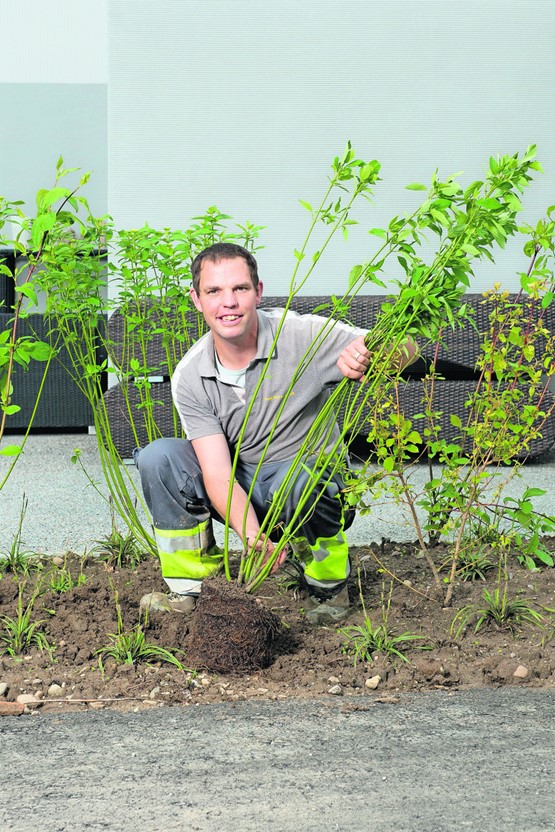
left=337, top=336, right=370, bottom=381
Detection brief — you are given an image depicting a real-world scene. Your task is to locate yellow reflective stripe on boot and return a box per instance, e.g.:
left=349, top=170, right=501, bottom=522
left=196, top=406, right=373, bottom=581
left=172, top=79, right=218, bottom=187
left=155, top=523, right=222, bottom=580
left=303, top=530, right=350, bottom=584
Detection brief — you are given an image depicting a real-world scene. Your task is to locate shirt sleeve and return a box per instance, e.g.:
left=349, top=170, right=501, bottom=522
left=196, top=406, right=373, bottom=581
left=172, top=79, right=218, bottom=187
left=303, top=313, right=368, bottom=387
left=171, top=355, right=224, bottom=440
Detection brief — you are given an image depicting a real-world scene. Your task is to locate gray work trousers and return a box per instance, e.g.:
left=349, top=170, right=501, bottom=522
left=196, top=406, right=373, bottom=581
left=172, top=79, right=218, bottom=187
left=134, top=437, right=355, bottom=548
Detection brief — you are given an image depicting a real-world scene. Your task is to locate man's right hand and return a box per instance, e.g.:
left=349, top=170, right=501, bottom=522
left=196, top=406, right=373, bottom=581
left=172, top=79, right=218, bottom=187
left=245, top=531, right=287, bottom=574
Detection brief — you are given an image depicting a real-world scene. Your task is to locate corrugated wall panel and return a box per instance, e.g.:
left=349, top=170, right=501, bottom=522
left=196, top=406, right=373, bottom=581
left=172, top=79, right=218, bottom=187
left=0, top=85, right=107, bottom=215
left=0, top=0, right=107, bottom=84
left=109, top=0, right=555, bottom=294
left=0, top=1, right=107, bottom=214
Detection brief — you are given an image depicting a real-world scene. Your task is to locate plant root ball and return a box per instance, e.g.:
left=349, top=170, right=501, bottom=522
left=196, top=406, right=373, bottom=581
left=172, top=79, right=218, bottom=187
left=186, top=575, right=282, bottom=674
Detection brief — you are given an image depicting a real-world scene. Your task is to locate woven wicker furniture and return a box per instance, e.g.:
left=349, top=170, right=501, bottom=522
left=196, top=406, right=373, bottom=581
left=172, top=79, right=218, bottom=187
left=0, top=312, right=105, bottom=430
left=103, top=294, right=555, bottom=461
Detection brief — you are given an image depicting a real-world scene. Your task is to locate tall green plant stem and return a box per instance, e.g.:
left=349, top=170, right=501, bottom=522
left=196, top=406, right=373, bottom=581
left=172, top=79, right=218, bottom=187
left=231, top=164, right=432, bottom=585
left=237, top=146, right=542, bottom=591
left=1, top=173, right=86, bottom=483
left=36, top=201, right=264, bottom=545
left=0, top=347, right=55, bottom=490
left=223, top=148, right=384, bottom=578
left=54, top=316, right=157, bottom=553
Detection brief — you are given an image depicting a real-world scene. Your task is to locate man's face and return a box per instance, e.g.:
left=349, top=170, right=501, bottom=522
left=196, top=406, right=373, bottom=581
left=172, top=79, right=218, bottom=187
left=190, top=257, right=263, bottom=345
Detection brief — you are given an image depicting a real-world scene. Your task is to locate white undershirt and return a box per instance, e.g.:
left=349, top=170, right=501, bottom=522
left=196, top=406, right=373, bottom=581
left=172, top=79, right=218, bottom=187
left=214, top=353, right=247, bottom=402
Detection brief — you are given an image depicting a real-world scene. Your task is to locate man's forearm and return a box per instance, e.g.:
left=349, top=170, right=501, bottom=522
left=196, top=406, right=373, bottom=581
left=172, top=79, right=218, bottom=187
left=389, top=335, right=419, bottom=371
left=204, top=475, right=260, bottom=541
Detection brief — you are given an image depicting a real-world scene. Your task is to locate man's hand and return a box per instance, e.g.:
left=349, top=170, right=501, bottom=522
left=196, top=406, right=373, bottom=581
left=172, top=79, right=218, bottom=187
left=337, top=334, right=419, bottom=381
left=337, top=336, right=370, bottom=381
left=245, top=531, right=287, bottom=574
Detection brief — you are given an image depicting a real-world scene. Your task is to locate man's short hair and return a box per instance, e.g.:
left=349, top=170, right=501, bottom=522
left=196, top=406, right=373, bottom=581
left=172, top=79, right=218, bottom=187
left=190, top=243, right=260, bottom=293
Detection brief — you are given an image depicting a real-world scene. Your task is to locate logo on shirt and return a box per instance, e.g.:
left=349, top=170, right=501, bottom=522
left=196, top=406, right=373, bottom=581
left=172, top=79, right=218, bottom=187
left=265, top=391, right=295, bottom=401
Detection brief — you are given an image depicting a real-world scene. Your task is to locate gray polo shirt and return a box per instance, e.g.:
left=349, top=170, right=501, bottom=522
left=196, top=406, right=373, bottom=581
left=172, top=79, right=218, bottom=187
left=171, top=308, right=366, bottom=464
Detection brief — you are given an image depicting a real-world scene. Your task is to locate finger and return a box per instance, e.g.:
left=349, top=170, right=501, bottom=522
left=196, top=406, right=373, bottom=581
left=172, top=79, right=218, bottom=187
left=352, top=347, right=369, bottom=364
left=271, top=550, right=288, bottom=574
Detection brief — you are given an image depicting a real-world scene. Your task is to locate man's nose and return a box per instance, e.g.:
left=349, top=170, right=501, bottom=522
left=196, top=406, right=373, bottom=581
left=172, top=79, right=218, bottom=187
left=221, top=288, right=238, bottom=306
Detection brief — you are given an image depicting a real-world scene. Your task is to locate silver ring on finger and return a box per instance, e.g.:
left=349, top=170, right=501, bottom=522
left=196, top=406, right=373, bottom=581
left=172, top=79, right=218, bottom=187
left=353, top=351, right=361, bottom=361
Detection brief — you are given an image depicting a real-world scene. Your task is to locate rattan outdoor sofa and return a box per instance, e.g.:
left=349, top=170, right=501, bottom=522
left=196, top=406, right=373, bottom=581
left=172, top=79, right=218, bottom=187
left=103, top=294, right=555, bottom=461
left=0, top=312, right=102, bottom=430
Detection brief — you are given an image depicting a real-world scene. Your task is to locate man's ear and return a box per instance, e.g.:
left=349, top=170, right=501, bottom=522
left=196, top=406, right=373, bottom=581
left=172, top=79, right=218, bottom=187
left=189, top=286, right=202, bottom=312
left=256, top=280, right=263, bottom=305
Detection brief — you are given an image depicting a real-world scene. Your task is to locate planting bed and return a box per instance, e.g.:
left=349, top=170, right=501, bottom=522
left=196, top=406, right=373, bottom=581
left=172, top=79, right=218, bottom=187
left=1, top=542, right=555, bottom=716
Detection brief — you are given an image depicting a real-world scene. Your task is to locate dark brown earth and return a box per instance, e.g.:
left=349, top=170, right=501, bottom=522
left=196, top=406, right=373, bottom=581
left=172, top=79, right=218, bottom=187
left=1, top=541, right=555, bottom=716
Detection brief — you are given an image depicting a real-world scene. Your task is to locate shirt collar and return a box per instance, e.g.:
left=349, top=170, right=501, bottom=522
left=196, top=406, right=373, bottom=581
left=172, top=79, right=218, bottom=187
left=255, top=310, right=277, bottom=360
left=196, top=310, right=275, bottom=378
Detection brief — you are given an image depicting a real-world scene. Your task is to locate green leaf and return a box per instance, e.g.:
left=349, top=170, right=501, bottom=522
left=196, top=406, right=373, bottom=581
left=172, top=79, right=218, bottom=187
left=406, top=430, right=422, bottom=444
left=382, top=456, right=395, bottom=473
left=461, top=244, right=481, bottom=256
left=359, top=162, right=380, bottom=182
left=30, top=212, right=56, bottom=249
left=17, top=283, right=38, bottom=306
left=36, top=187, right=70, bottom=212
left=348, top=264, right=363, bottom=288
left=27, top=341, right=55, bottom=361
left=2, top=404, right=20, bottom=415
left=535, top=548, right=554, bottom=567
left=0, top=444, right=22, bottom=456
left=405, top=183, right=427, bottom=191
left=368, top=228, right=388, bottom=240
left=523, top=488, right=546, bottom=498
left=35, top=189, right=49, bottom=210
left=299, top=199, right=313, bottom=213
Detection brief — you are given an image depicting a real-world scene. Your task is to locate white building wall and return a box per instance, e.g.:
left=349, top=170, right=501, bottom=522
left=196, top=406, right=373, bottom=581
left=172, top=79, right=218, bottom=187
left=0, top=0, right=107, bottom=84
left=108, top=0, right=555, bottom=295
left=1, top=1, right=553, bottom=296
left=0, top=0, right=107, bottom=214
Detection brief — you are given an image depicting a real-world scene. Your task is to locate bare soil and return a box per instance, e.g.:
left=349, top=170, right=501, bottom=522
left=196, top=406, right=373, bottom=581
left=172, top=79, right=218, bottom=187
left=1, top=542, right=555, bottom=715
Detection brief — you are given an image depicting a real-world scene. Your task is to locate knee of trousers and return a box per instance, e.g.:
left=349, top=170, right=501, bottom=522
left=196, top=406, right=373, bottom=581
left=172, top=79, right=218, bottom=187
left=135, top=437, right=188, bottom=476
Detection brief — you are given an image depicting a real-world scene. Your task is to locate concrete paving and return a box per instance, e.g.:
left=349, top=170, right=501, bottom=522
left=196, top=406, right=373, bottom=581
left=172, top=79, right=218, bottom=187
left=1, top=689, right=554, bottom=831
